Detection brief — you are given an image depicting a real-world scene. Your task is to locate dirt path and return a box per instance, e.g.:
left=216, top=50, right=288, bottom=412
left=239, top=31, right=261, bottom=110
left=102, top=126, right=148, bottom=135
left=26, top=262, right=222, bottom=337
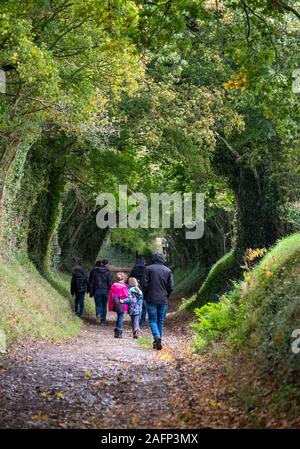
left=0, top=311, right=249, bottom=429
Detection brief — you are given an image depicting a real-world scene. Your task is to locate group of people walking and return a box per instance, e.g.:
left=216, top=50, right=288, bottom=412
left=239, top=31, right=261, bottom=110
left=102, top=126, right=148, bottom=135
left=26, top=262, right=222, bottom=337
left=70, top=253, right=173, bottom=350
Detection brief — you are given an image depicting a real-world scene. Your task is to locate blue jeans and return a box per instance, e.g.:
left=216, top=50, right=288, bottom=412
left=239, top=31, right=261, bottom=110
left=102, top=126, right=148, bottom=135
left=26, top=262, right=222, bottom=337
left=140, top=301, right=147, bottom=326
left=147, top=303, right=168, bottom=339
left=75, top=292, right=85, bottom=316
left=94, top=288, right=109, bottom=320
left=116, top=312, right=124, bottom=330
left=131, top=314, right=140, bottom=332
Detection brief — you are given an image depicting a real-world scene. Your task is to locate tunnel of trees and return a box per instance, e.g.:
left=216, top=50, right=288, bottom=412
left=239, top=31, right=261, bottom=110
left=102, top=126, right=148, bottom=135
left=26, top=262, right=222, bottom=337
left=1, top=1, right=300, bottom=430
left=0, top=0, right=299, bottom=302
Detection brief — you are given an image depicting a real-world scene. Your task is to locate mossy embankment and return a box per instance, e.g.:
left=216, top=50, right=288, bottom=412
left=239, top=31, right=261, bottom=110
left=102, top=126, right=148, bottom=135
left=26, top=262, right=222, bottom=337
left=188, top=233, right=300, bottom=423
left=0, top=254, right=81, bottom=348
left=192, top=233, right=300, bottom=356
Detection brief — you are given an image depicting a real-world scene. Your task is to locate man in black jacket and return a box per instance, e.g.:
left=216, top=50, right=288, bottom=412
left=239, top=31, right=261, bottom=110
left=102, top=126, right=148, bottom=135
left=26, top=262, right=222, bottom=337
left=129, top=257, right=148, bottom=325
left=145, top=252, right=173, bottom=350
left=89, top=260, right=112, bottom=324
left=70, top=263, right=89, bottom=317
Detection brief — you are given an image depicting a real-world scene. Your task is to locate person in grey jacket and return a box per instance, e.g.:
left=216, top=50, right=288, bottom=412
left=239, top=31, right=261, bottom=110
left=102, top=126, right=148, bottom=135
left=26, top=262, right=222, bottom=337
left=145, top=252, right=173, bottom=350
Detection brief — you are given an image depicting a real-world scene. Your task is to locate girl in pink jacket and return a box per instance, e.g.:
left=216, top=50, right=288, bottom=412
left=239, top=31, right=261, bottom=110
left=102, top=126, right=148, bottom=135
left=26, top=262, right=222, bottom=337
left=108, top=272, right=129, bottom=338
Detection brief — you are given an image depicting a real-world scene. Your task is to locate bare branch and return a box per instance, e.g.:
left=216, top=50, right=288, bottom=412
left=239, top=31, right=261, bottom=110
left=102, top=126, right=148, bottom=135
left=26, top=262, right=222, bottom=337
left=53, top=44, right=102, bottom=58
left=215, top=132, right=243, bottom=163
left=48, top=14, right=95, bottom=50
left=239, top=1, right=278, bottom=66
left=241, top=0, right=251, bottom=43
left=272, top=0, right=300, bottom=20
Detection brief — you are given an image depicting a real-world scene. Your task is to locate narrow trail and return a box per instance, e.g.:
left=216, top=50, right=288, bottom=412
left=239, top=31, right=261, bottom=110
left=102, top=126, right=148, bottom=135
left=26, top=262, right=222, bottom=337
left=0, top=310, right=250, bottom=429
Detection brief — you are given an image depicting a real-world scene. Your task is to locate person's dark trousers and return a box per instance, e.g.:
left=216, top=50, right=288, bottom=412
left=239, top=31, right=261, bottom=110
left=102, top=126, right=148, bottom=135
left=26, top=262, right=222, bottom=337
left=147, top=303, right=168, bottom=339
left=131, top=315, right=140, bottom=332
left=94, top=288, right=109, bottom=320
left=75, top=292, right=85, bottom=316
left=116, top=312, right=124, bottom=330
left=140, top=301, right=147, bottom=326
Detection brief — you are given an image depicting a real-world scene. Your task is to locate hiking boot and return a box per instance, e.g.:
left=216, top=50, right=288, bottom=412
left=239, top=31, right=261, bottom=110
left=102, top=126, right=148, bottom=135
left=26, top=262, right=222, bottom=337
left=100, top=319, right=107, bottom=325
left=115, top=329, right=123, bottom=338
left=155, top=337, right=162, bottom=350
left=133, top=329, right=139, bottom=339
left=153, top=339, right=157, bottom=349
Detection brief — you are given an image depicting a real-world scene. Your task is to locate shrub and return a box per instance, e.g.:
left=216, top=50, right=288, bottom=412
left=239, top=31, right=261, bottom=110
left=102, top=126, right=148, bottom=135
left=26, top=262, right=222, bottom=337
left=192, top=287, right=240, bottom=351
left=192, top=232, right=300, bottom=387
left=230, top=248, right=300, bottom=384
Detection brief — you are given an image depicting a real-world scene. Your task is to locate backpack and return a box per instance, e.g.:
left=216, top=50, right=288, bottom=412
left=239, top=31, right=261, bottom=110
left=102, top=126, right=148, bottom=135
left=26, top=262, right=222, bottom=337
left=112, top=296, right=124, bottom=314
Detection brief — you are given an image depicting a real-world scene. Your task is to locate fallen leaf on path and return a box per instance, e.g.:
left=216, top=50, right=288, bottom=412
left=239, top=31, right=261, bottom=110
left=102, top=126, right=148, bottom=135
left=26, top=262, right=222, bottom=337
left=95, top=379, right=108, bottom=388
left=40, top=391, right=49, bottom=398
left=39, top=390, right=65, bottom=399
left=158, top=352, right=175, bottom=363
left=131, top=414, right=140, bottom=426
left=32, top=412, right=49, bottom=421
left=54, top=391, right=65, bottom=398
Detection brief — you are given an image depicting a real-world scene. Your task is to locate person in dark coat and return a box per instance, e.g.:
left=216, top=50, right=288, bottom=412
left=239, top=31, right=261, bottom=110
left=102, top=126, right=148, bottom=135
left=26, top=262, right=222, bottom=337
left=70, top=263, right=89, bottom=317
left=129, top=257, right=148, bottom=325
left=89, top=259, right=112, bottom=324
left=145, top=252, right=173, bottom=350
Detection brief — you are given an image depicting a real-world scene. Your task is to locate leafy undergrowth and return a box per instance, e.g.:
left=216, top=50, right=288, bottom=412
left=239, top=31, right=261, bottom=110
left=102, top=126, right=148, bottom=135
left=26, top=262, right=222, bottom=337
left=0, top=253, right=81, bottom=347
left=191, top=232, right=300, bottom=421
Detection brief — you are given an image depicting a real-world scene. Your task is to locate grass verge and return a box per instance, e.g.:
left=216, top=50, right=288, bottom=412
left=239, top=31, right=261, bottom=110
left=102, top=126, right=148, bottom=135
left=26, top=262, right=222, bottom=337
left=0, top=253, right=81, bottom=347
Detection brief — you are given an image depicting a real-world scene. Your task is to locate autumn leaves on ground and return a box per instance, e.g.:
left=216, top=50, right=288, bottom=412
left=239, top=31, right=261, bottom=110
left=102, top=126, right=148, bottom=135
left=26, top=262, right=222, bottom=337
left=0, top=303, right=297, bottom=429
left=1, top=234, right=300, bottom=429
left=0, top=307, right=242, bottom=429
left=1, top=0, right=300, bottom=430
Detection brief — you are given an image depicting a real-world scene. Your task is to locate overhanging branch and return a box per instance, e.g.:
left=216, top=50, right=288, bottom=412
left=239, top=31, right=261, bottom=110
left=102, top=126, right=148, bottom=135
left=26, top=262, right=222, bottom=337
left=215, top=132, right=243, bottom=163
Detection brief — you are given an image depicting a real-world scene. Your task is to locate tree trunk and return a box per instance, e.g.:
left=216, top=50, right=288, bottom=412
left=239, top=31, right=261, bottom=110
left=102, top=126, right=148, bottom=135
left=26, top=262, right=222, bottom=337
left=194, top=143, right=284, bottom=306
left=27, top=169, right=64, bottom=273
left=213, top=140, right=282, bottom=252
left=0, top=137, right=20, bottom=200
left=232, top=164, right=281, bottom=251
